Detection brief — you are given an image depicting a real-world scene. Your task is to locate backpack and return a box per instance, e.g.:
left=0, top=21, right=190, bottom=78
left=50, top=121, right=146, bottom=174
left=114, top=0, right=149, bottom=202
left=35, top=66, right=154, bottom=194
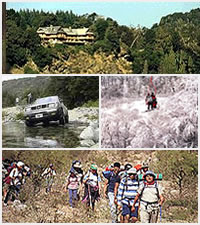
left=140, top=180, right=160, bottom=201
left=3, top=164, right=18, bottom=184
left=68, top=172, right=78, bottom=183
left=7, top=163, right=17, bottom=174
left=134, top=164, right=142, bottom=171
left=86, top=170, right=99, bottom=187
left=3, top=176, right=12, bottom=184
left=148, top=96, right=153, bottom=103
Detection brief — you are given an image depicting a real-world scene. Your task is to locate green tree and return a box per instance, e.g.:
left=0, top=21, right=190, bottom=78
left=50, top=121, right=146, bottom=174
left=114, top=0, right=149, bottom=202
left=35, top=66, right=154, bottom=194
left=6, top=20, right=28, bottom=67
left=2, top=91, right=16, bottom=107
left=118, top=25, right=134, bottom=47
left=188, top=56, right=194, bottom=74
left=159, top=49, right=178, bottom=73
left=24, top=27, right=40, bottom=53
left=142, top=60, right=148, bottom=74
left=45, top=77, right=99, bottom=109
left=94, top=18, right=108, bottom=40
left=105, top=25, right=120, bottom=55
left=32, top=46, right=53, bottom=69
left=155, top=151, right=198, bottom=195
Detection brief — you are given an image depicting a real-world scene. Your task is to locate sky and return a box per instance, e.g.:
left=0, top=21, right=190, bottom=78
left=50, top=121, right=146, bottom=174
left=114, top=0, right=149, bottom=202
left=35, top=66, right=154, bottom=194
left=6, top=2, right=200, bottom=28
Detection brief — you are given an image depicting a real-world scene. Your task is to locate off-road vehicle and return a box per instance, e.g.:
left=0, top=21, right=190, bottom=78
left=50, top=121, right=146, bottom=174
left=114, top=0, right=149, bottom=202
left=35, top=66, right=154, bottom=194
left=24, top=96, right=68, bottom=126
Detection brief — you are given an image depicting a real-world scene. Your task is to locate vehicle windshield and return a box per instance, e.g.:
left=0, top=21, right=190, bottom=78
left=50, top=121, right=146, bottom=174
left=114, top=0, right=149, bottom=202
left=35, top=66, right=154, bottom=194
left=35, top=96, right=58, bottom=104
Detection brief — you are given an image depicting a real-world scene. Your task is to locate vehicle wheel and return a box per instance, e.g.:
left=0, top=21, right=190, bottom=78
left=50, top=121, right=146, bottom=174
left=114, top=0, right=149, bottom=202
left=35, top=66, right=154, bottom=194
left=25, top=121, right=34, bottom=127
left=65, top=115, right=69, bottom=123
left=59, top=114, right=65, bottom=125
left=43, top=121, right=49, bottom=126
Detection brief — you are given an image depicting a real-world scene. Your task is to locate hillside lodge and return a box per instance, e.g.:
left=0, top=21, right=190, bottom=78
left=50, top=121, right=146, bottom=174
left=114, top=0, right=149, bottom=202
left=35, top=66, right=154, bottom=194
left=37, top=25, right=95, bottom=45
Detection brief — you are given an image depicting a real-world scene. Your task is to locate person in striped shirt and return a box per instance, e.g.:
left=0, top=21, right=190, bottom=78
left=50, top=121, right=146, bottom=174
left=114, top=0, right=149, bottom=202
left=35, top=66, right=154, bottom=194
left=116, top=168, right=139, bottom=223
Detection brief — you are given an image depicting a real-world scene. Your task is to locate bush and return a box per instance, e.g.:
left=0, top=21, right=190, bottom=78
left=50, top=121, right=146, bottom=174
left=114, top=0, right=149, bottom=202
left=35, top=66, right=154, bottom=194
left=84, top=114, right=98, bottom=120
left=16, top=112, right=25, bottom=120
left=33, top=46, right=53, bottom=69
left=24, top=66, right=39, bottom=74
left=82, top=100, right=99, bottom=108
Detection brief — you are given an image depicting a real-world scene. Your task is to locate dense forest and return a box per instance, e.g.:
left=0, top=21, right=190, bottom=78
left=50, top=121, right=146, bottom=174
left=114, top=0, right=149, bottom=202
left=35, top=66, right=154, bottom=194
left=5, top=8, right=200, bottom=74
left=2, top=76, right=99, bottom=109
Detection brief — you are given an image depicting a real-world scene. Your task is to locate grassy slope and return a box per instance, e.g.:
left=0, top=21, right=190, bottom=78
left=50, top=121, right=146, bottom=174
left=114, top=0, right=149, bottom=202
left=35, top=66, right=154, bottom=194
left=2, top=150, right=198, bottom=223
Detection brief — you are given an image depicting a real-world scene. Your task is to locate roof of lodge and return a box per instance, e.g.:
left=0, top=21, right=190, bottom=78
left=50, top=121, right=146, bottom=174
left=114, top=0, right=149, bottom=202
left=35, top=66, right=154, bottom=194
left=37, top=26, right=62, bottom=34
left=37, top=25, right=93, bottom=36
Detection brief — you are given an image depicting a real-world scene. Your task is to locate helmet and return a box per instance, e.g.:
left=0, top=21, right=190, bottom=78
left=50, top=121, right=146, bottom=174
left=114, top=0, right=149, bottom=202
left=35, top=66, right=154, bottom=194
left=125, top=163, right=132, bottom=171
left=144, top=171, right=155, bottom=178
left=50, top=164, right=53, bottom=168
left=142, top=162, right=149, bottom=168
left=120, top=165, right=125, bottom=170
left=127, top=168, right=137, bottom=175
left=17, top=161, right=24, bottom=168
left=90, top=164, right=97, bottom=170
left=73, top=161, right=82, bottom=168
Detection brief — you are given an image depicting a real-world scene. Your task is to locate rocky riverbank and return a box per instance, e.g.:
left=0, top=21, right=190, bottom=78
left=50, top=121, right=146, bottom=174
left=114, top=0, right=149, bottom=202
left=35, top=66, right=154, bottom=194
left=68, top=107, right=99, bottom=148
left=2, top=106, right=99, bottom=148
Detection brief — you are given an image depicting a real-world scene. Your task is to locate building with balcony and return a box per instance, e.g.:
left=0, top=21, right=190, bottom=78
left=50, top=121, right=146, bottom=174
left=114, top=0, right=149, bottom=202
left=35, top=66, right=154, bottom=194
left=37, top=25, right=95, bottom=45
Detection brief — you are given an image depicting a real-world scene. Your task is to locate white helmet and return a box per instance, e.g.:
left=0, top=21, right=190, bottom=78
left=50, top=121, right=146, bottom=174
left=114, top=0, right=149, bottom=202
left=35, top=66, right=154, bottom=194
left=127, top=168, right=137, bottom=175
left=17, top=161, right=24, bottom=167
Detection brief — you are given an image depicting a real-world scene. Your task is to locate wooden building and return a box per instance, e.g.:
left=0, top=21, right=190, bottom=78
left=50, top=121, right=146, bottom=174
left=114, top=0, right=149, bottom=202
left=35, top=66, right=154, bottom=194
left=37, top=25, right=95, bottom=45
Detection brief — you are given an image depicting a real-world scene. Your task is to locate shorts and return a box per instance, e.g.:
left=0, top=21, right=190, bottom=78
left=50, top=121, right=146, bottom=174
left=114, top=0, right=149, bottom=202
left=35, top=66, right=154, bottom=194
left=122, top=203, right=138, bottom=218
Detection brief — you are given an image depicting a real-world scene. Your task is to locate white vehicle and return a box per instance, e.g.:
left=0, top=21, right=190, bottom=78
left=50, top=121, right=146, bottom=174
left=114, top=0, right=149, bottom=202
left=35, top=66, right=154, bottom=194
left=24, top=96, right=69, bottom=126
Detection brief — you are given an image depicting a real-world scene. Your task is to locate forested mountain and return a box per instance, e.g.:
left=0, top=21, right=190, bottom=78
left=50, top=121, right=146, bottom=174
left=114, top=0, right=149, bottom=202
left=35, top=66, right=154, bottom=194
left=5, top=8, right=200, bottom=74
left=2, top=76, right=99, bottom=109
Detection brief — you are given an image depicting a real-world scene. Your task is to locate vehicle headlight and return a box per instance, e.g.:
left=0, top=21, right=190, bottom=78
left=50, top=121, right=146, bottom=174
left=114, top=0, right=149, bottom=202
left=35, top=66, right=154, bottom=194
left=49, top=103, right=55, bottom=108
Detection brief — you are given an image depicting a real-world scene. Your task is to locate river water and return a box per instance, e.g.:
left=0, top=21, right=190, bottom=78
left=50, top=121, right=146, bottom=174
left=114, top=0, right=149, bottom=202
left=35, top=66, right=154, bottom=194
left=2, top=121, right=87, bottom=148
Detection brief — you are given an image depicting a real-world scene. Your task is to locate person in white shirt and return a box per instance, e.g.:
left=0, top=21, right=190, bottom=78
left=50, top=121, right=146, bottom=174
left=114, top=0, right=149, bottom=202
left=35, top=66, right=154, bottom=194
left=42, top=164, right=56, bottom=193
left=82, top=164, right=101, bottom=211
left=132, top=171, right=165, bottom=223
left=4, top=161, right=24, bottom=205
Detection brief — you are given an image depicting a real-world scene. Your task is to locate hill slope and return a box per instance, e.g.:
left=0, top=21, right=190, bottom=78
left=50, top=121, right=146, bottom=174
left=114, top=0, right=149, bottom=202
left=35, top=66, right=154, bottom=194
left=5, top=8, right=200, bottom=74
left=2, top=150, right=198, bottom=223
